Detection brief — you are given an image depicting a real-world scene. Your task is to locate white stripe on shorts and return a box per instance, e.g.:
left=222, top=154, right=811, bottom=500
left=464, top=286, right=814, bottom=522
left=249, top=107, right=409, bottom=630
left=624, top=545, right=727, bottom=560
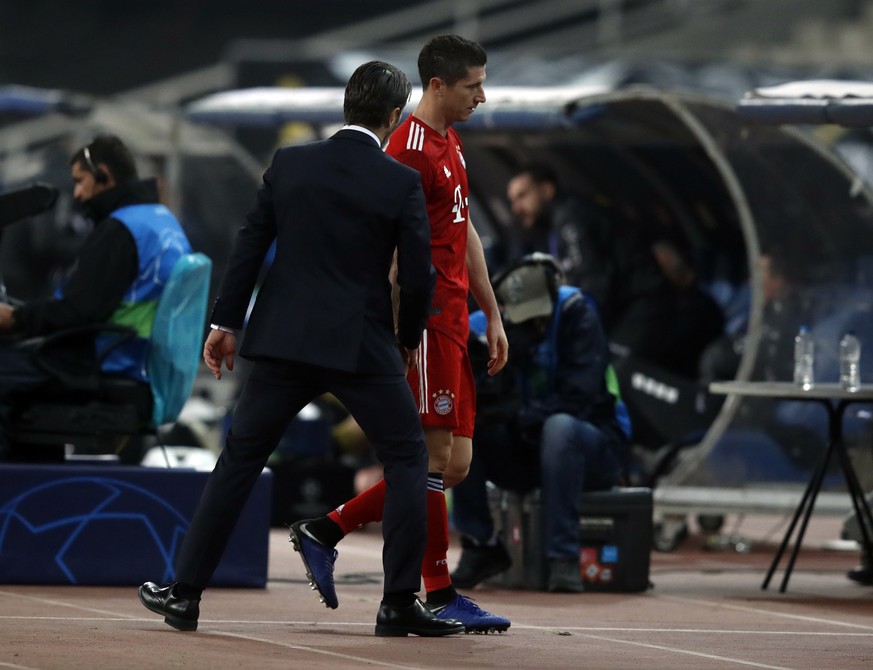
left=417, top=330, right=428, bottom=414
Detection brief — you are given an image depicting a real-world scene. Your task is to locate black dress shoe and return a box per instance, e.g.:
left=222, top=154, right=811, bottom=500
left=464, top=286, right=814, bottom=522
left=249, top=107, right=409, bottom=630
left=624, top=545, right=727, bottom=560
left=375, top=598, right=465, bottom=637
left=138, top=581, right=200, bottom=631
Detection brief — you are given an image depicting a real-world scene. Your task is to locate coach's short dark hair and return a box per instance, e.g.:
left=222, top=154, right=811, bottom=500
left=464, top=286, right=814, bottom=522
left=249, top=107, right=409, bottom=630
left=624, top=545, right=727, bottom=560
left=344, top=60, right=412, bottom=128
left=418, top=34, right=487, bottom=88
left=70, top=134, right=138, bottom=182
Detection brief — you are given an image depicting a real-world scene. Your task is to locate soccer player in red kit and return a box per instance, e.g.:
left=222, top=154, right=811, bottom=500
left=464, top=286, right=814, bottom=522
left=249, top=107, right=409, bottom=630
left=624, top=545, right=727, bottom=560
left=289, top=35, right=511, bottom=633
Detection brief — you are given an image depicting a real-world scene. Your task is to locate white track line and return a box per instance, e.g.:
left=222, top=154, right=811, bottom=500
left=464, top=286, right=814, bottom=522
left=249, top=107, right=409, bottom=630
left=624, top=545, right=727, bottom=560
left=3, top=586, right=871, bottom=670
left=205, top=630, right=424, bottom=669
left=3, top=584, right=872, bottom=638
left=2, top=613, right=868, bottom=670
left=511, top=624, right=873, bottom=637
left=3, top=612, right=873, bottom=641
left=658, top=594, right=873, bottom=631
left=573, top=633, right=795, bottom=670
left=0, top=590, right=141, bottom=619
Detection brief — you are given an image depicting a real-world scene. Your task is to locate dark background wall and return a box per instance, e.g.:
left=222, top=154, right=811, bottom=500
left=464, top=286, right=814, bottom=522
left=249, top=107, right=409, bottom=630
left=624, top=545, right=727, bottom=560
left=0, top=1, right=416, bottom=94
left=3, top=1, right=871, bottom=96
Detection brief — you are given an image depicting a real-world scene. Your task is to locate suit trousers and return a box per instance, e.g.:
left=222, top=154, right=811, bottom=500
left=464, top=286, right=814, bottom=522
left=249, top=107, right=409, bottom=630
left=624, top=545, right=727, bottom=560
left=175, top=358, right=428, bottom=596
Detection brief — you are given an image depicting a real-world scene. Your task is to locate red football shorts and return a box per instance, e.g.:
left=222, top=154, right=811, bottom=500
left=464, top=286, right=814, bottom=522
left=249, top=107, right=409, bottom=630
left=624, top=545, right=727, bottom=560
left=407, top=328, right=475, bottom=438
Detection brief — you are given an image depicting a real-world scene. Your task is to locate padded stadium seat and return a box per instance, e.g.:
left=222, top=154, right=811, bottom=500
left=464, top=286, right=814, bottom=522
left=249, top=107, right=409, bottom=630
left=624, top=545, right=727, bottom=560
left=9, top=252, right=212, bottom=462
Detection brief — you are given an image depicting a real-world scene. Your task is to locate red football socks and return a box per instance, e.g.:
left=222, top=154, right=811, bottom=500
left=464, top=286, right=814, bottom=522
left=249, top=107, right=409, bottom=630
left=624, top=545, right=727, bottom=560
left=328, top=479, right=386, bottom=534
left=421, top=474, right=452, bottom=593
left=327, top=473, right=453, bottom=593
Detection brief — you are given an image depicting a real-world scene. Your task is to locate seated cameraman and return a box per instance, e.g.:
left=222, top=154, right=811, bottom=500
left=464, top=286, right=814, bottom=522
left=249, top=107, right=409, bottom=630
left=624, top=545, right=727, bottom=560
left=451, top=253, right=631, bottom=592
left=0, top=135, right=192, bottom=457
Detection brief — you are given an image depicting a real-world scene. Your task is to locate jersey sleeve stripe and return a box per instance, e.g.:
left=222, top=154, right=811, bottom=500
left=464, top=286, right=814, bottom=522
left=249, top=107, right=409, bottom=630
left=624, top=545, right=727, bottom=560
left=406, top=121, right=425, bottom=152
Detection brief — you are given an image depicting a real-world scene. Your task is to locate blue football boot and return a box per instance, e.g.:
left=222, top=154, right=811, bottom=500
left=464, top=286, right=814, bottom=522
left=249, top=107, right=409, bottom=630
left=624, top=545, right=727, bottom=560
left=289, top=519, right=339, bottom=609
left=428, top=594, right=510, bottom=634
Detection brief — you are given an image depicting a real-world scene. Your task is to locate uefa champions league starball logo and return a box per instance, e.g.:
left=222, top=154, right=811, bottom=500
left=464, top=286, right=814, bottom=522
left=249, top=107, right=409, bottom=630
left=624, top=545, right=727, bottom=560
left=0, top=477, right=190, bottom=585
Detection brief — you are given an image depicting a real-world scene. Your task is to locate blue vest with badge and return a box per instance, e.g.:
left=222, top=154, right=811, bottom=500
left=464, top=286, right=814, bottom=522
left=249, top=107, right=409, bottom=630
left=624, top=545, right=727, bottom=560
left=97, top=204, right=191, bottom=381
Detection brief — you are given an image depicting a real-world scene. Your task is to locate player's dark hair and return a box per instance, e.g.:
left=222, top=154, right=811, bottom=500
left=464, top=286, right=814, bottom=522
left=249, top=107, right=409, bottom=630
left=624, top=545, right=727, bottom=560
left=70, top=134, right=138, bottom=183
left=418, top=34, right=487, bottom=88
left=344, top=60, right=412, bottom=128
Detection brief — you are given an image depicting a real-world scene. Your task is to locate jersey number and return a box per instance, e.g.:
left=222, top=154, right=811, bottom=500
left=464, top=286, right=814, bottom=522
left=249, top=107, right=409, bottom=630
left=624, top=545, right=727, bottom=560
left=451, top=184, right=466, bottom=224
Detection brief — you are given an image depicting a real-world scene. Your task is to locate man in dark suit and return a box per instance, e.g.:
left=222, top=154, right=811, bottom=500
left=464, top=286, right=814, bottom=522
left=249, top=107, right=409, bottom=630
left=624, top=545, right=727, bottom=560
left=138, top=60, right=463, bottom=638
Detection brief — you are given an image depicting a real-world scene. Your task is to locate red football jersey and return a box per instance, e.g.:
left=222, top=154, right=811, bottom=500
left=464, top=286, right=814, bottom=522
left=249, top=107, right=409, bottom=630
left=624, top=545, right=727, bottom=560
left=387, top=114, right=470, bottom=348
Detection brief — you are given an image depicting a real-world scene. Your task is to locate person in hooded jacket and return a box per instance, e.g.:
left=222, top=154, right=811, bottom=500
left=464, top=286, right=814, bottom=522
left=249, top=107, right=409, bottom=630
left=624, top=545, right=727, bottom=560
left=0, top=133, right=191, bottom=456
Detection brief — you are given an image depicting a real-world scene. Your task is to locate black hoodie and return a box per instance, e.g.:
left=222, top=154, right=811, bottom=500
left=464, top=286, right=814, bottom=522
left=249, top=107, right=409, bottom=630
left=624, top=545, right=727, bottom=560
left=12, top=178, right=160, bottom=337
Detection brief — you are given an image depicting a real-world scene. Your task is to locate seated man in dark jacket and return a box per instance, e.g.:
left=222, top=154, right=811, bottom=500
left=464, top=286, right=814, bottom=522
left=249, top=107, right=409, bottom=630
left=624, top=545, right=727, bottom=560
left=451, top=253, right=631, bottom=592
left=0, top=134, right=192, bottom=456
left=506, top=163, right=722, bottom=379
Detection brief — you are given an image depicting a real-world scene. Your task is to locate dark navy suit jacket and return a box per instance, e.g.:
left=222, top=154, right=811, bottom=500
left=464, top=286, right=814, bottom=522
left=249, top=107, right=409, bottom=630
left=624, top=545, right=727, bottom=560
left=211, top=129, right=434, bottom=374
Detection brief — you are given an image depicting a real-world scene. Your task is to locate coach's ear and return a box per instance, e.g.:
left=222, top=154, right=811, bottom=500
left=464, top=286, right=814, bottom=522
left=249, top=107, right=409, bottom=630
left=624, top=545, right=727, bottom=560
left=389, top=107, right=403, bottom=128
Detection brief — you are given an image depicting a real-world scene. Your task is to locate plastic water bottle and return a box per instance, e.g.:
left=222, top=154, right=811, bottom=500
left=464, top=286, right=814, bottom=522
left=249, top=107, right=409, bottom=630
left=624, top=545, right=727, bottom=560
left=793, top=325, right=815, bottom=389
left=839, top=331, right=861, bottom=392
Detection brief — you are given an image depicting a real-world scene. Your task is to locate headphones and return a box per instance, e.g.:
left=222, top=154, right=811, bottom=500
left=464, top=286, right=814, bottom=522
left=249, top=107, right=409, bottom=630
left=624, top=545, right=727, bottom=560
left=493, top=252, right=563, bottom=303
left=82, top=144, right=108, bottom=184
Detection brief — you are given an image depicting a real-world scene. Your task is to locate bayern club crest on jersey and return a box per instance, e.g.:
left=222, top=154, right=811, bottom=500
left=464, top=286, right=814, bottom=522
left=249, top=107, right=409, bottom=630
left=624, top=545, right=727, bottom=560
left=432, top=389, right=455, bottom=415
